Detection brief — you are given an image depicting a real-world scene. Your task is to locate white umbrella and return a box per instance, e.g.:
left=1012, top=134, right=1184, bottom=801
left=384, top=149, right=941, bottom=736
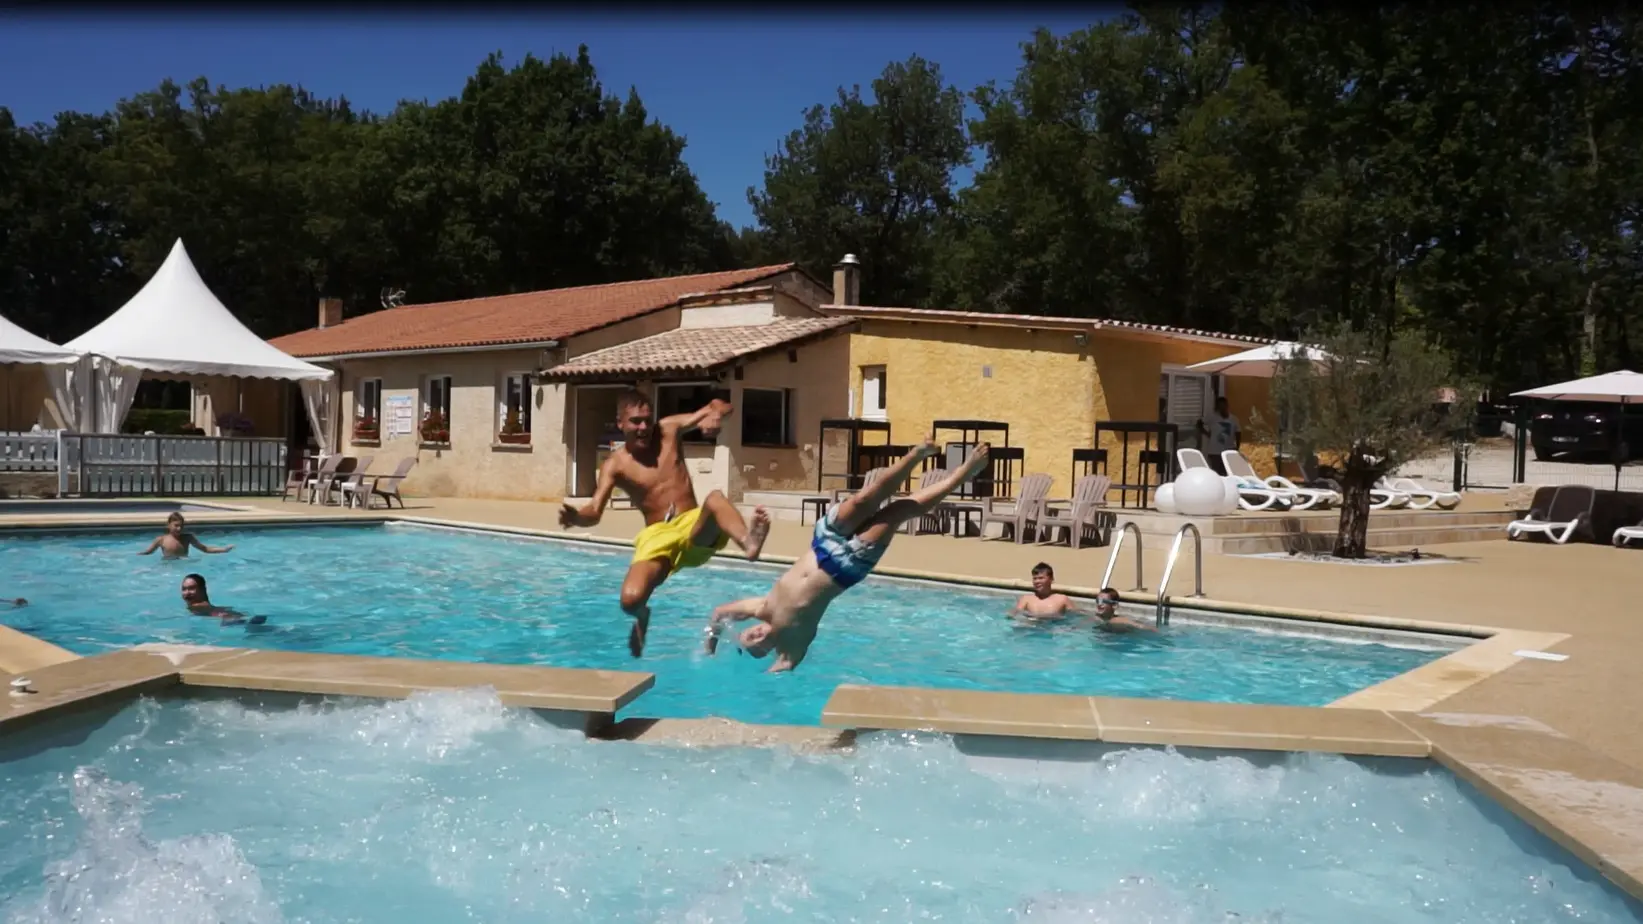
left=1185, top=341, right=1330, bottom=377
left=1511, top=370, right=1643, bottom=403
left=1513, top=370, right=1643, bottom=490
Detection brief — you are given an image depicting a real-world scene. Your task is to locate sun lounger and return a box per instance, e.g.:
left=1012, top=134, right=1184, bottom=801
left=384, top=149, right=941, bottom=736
left=1222, top=450, right=1338, bottom=510
left=1036, top=474, right=1115, bottom=549
left=304, top=455, right=351, bottom=504
left=1614, top=517, right=1643, bottom=548
left=978, top=472, right=1052, bottom=543
left=324, top=454, right=374, bottom=506
left=1380, top=476, right=1461, bottom=511
left=1175, top=447, right=1286, bottom=510
left=1506, top=484, right=1596, bottom=544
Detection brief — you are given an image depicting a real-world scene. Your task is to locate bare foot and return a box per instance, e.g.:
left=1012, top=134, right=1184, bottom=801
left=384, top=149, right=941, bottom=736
left=628, top=607, right=651, bottom=658
left=960, top=443, right=992, bottom=478
left=912, top=439, right=941, bottom=461
left=743, top=507, right=770, bottom=561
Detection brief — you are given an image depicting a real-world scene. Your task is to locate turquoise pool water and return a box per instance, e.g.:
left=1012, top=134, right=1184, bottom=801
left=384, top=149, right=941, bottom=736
left=2, top=692, right=1638, bottom=923
left=0, top=523, right=1447, bottom=725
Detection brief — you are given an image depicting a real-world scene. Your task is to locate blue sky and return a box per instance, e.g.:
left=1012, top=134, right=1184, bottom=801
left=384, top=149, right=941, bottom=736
left=0, top=11, right=1110, bottom=229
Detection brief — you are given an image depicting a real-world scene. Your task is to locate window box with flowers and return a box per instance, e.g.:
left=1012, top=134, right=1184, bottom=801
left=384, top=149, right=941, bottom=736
left=352, top=417, right=381, bottom=443
left=419, top=409, right=451, bottom=445
left=497, top=407, right=531, bottom=445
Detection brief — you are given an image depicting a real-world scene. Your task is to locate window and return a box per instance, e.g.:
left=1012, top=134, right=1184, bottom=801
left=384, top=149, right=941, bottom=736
left=356, top=378, right=382, bottom=424
left=498, top=373, right=532, bottom=440
left=655, top=383, right=728, bottom=444
left=861, top=366, right=887, bottom=420
left=742, top=388, right=794, bottom=446
left=422, top=375, right=452, bottom=443
left=1159, top=369, right=1224, bottom=450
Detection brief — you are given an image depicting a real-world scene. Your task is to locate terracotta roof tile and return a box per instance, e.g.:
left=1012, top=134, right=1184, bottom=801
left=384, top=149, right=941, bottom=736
left=270, top=264, right=798, bottom=358
left=541, top=317, right=856, bottom=379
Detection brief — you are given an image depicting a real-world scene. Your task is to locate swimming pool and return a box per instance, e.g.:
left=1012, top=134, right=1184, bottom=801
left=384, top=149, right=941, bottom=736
left=0, top=499, right=237, bottom=516
left=1, top=692, right=1637, bottom=923
left=0, top=523, right=1450, bottom=725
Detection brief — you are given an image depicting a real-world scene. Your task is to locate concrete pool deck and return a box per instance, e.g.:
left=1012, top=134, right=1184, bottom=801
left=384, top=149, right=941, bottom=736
left=4, top=492, right=1643, bottom=899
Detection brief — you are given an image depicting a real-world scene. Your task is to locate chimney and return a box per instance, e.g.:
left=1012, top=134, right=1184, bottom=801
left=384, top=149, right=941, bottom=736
left=317, top=297, right=343, bottom=329
left=832, top=253, right=861, bottom=307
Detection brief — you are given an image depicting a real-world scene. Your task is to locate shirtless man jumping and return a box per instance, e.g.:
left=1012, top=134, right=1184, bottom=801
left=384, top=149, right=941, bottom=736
left=558, top=390, right=770, bottom=656
left=703, top=440, right=991, bottom=672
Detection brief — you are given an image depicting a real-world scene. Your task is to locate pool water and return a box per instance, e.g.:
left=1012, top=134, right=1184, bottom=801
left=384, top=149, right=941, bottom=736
left=1, top=692, right=1638, bottom=923
left=0, top=523, right=1447, bottom=725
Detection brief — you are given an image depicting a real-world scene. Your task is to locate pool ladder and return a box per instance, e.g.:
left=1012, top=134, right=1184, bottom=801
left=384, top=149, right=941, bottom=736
left=1155, top=523, right=1205, bottom=627
left=1100, top=521, right=1206, bottom=627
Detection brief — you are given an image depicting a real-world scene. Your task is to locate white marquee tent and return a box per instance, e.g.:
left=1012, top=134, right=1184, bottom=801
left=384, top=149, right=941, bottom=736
left=64, top=239, right=336, bottom=442
left=0, top=312, right=87, bottom=430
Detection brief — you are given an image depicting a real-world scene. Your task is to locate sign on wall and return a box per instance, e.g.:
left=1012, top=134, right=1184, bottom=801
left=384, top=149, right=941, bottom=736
left=385, top=395, right=415, bottom=438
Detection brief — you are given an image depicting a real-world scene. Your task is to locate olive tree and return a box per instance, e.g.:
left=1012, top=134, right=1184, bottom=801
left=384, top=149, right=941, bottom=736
left=1265, top=323, right=1476, bottom=558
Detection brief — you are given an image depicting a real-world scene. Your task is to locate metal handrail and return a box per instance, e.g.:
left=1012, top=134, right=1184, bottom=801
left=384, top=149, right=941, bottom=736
left=1100, top=521, right=1146, bottom=592
left=1154, top=523, right=1205, bottom=626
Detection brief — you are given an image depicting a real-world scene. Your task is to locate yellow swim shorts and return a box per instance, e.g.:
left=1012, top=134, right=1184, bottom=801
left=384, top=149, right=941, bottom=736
left=631, top=506, right=729, bottom=575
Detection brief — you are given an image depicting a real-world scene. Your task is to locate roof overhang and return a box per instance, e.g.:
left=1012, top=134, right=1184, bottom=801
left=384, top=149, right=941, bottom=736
left=294, top=340, right=564, bottom=363
left=537, top=320, right=858, bottom=383
left=818, top=305, right=1270, bottom=349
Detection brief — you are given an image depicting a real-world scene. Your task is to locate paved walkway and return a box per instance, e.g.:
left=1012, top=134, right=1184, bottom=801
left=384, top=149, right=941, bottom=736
left=200, top=496, right=1643, bottom=773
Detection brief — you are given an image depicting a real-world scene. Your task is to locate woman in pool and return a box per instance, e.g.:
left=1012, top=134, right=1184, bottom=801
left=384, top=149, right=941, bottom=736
left=702, top=440, right=992, bottom=672
left=180, top=573, right=263, bottom=625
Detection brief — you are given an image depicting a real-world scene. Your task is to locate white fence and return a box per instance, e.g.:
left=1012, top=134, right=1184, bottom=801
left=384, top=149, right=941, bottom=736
left=53, top=433, right=289, bottom=497
left=0, top=430, right=60, bottom=472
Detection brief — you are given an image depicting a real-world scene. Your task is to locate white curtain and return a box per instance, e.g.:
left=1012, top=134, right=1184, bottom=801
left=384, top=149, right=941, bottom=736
left=91, top=357, right=143, bottom=434
left=300, top=377, right=336, bottom=457
left=43, top=356, right=90, bottom=431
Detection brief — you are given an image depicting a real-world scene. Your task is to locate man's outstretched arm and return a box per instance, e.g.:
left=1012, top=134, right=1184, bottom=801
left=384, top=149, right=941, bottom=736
left=703, top=596, right=767, bottom=653
left=559, top=457, right=620, bottom=528
left=659, top=398, right=733, bottom=441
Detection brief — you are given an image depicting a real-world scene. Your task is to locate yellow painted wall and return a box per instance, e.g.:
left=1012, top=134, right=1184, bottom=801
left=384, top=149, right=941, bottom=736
left=0, top=365, right=53, bottom=430
left=848, top=321, right=1098, bottom=495
left=728, top=331, right=851, bottom=496
left=846, top=322, right=1279, bottom=497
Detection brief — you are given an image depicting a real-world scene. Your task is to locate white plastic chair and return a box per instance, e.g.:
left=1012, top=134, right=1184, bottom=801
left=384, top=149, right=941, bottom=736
left=1506, top=485, right=1595, bottom=545
left=1380, top=476, right=1460, bottom=511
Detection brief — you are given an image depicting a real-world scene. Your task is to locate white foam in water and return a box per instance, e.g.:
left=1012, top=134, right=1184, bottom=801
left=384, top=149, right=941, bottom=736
left=1, top=691, right=1638, bottom=924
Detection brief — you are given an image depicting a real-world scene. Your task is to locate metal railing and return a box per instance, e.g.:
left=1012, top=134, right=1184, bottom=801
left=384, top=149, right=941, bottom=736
left=1155, top=523, right=1206, bottom=627
left=0, top=431, right=59, bottom=472
left=1100, top=521, right=1146, bottom=592
left=57, top=432, right=288, bottom=497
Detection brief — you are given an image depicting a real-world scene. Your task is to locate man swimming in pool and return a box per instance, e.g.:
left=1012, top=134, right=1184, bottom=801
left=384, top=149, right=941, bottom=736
left=1090, top=586, right=1156, bottom=634
left=179, top=573, right=264, bottom=625
left=1012, top=562, right=1077, bottom=622
left=139, top=513, right=234, bottom=559
left=703, top=440, right=992, bottom=672
left=558, top=390, right=770, bottom=657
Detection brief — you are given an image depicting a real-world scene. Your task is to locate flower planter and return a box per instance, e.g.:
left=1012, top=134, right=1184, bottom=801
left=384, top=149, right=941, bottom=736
left=497, top=432, right=531, bottom=445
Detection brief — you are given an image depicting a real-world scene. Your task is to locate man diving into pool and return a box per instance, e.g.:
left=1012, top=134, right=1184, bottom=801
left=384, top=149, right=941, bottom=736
left=703, top=440, right=991, bottom=672
left=558, top=389, right=770, bottom=657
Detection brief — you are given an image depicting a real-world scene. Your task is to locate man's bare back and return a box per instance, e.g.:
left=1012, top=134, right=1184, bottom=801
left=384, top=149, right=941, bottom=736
left=705, top=441, right=992, bottom=672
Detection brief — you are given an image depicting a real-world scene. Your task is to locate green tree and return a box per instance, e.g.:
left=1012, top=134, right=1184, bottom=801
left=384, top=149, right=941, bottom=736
left=1265, top=324, right=1475, bottom=558
left=749, top=55, right=969, bottom=307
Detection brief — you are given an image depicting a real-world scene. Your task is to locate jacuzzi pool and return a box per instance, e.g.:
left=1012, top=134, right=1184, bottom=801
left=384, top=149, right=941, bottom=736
left=0, top=499, right=239, bottom=516
left=1, top=691, right=1637, bottom=923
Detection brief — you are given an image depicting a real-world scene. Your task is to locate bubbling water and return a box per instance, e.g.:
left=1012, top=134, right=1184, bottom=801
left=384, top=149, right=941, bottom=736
left=1, top=691, right=1637, bottom=924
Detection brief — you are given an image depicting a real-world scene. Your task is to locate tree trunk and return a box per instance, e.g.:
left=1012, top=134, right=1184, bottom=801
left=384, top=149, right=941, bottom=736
left=1334, top=475, right=1374, bottom=559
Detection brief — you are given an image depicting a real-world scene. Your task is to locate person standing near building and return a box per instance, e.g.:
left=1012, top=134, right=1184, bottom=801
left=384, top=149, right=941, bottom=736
left=1201, top=396, right=1241, bottom=475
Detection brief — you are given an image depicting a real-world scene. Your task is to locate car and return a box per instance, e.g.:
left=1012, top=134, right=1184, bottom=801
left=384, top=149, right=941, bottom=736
left=1529, top=401, right=1643, bottom=462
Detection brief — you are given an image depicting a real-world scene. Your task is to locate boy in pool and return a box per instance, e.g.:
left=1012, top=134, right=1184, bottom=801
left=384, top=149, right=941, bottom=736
left=1090, top=586, right=1156, bottom=634
left=180, top=573, right=264, bottom=625
left=140, top=513, right=234, bottom=559
left=1012, top=563, right=1077, bottom=621
left=703, top=440, right=992, bottom=672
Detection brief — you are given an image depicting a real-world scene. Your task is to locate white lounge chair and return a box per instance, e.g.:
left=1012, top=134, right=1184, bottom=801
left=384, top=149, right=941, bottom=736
left=1614, top=517, right=1643, bottom=548
left=1380, top=476, right=1460, bottom=511
left=1295, top=454, right=1407, bottom=510
left=1506, top=485, right=1596, bottom=544
left=1222, top=450, right=1335, bottom=510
